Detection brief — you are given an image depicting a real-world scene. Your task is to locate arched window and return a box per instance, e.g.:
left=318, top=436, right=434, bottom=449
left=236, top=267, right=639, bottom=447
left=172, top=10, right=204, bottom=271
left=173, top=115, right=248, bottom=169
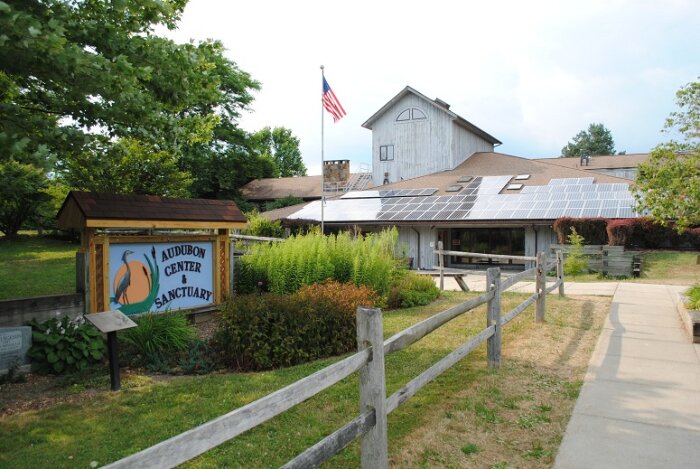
left=396, top=109, right=411, bottom=121
left=396, top=107, right=428, bottom=122
left=411, top=108, right=426, bottom=120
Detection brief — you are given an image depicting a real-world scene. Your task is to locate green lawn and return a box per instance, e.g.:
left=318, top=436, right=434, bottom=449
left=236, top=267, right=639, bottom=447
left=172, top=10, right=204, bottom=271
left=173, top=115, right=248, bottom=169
left=0, top=236, right=78, bottom=300
left=0, top=291, right=608, bottom=468
left=566, top=250, right=700, bottom=285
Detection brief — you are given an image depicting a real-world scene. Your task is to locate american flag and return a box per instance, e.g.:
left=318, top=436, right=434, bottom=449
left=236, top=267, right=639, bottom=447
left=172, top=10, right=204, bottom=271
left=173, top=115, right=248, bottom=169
left=322, top=77, right=346, bottom=122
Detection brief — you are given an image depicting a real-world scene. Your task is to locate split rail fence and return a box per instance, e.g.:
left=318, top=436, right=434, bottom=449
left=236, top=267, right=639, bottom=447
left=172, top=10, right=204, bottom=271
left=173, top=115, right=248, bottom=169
left=106, top=250, right=565, bottom=469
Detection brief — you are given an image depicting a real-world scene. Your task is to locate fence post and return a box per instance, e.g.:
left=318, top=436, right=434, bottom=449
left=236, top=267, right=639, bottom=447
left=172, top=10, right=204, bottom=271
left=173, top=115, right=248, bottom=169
left=356, top=307, right=388, bottom=469
left=556, top=250, right=565, bottom=297
left=438, top=241, right=444, bottom=291
left=536, top=251, right=546, bottom=322
left=486, top=267, right=501, bottom=368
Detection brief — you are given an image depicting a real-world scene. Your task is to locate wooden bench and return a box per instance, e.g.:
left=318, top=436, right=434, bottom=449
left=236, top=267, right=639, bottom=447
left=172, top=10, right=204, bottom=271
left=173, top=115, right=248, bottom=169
left=414, top=270, right=471, bottom=292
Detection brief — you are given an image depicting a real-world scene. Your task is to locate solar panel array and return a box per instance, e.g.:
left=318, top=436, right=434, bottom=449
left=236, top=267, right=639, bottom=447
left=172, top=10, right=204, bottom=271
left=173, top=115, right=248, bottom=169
left=341, top=188, right=437, bottom=199
left=375, top=176, right=636, bottom=221
left=290, top=176, right=639, bottom=223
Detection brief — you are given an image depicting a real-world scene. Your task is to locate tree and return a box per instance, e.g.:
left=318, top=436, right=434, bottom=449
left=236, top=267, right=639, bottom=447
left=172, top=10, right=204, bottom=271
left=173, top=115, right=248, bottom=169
left=251, top=127, right=306, bottom=177
left=1, top=0, right=259, bottom=198
left=62, top=138, right=192, bottom=197
left=265, top=195, right=304, bottom=211
left=561, top=123, right=616, bottom=157
left=183, top=122, right=277, bottom=201
left=635, top=78, right=700, bottom=231
left=0, top=160, right=49, bottom=237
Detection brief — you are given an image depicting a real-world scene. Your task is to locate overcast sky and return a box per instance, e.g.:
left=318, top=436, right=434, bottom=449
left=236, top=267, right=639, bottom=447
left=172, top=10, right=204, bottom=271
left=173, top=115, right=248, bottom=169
left=164, top=0, right=700, bottom=175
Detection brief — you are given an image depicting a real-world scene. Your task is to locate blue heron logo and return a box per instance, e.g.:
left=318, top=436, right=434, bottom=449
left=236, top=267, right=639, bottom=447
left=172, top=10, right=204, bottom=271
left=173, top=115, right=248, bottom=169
left=111, top=246, right=160, bottom=315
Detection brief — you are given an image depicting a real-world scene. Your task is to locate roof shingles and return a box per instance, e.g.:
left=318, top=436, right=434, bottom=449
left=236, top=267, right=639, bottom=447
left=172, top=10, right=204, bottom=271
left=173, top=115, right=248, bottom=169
left=58, top=191, right=246, bottom=225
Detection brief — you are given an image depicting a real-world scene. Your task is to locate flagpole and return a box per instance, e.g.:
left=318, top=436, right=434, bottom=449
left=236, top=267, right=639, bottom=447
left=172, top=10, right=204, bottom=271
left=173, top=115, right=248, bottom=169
left=320, top=65, right=325, bottom=234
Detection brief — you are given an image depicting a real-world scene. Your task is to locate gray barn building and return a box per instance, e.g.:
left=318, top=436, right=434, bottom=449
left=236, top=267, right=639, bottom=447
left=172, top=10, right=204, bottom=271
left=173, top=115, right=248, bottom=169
left=257, top=86, right=645, bottom=270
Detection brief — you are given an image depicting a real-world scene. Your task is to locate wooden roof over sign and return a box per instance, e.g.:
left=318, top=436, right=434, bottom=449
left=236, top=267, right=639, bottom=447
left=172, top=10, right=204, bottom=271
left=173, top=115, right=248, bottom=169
left=57, top=191, right=247, bottom=230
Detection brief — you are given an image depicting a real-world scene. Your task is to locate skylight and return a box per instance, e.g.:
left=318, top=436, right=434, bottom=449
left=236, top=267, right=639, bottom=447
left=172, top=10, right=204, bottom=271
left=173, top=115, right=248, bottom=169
left=457, top=175, right=473, bottom=183
left=514, top=174, right=530, bottom=180
left=506, top=183, right=524, bottom=190
left=446, top=185, right=463, bottom=193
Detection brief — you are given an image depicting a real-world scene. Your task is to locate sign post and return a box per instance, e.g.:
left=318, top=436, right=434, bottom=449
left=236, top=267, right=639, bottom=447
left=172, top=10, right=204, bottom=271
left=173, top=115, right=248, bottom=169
left=84, top=311, right=137, bottom=391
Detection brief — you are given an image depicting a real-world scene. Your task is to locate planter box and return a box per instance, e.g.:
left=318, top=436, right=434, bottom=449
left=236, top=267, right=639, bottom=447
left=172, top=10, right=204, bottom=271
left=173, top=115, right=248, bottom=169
left=674, top=292, right=700, bottom=344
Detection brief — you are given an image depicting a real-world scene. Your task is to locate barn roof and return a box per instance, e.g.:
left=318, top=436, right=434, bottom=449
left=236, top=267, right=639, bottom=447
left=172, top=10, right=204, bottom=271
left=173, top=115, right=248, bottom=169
left=269, top=152, right=640, bottom=225
left=56, top=191, right=247, bottom=230
left=534, top=153, right=649, bottom=170
left=361, top=86, right=502, bottom=145
left=241, top=174, right=325, bottom=201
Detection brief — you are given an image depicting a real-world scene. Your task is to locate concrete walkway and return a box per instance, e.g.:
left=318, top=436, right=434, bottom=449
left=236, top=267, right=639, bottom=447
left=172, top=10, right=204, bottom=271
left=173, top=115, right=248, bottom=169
left=438, top=276, right=700, bottom=466
left=554, top=282, right=700, bottom=468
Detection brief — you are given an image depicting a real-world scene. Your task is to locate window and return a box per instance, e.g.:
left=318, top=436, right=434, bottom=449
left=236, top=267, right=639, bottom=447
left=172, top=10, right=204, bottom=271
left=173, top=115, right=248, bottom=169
left=412, top=108, right=427, bottom=120
left=396, top=109, right=411, bottom=121
left=449, top=228, right=525, bottom=266
left=380, top=145, right=394, bottom=161
left=396, top=107, right=428, bottom=122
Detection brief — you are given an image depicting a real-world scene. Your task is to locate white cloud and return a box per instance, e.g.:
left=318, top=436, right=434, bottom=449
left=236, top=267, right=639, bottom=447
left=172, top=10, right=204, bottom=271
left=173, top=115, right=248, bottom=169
left=163, top=0, right=700, bottom=171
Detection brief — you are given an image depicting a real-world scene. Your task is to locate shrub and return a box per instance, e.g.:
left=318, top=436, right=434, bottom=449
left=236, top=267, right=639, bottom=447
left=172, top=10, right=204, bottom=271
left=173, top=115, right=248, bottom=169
left=237, top=228, right=402, bottom=296
left=606, top=219, right=635, bottom=246
left=564, top=228, right=588, bottom=276
left=243, top=210, right=284, bottom=238
left=686, top=285, right=700, bottom=310
left=214, top=281, right=377, bottom=371
left=387, top=271, right=440, bottom=309
left=178, top=340, right=218, bottom=375
left=688, top=228, right=700, bottom=249
left=554, top=217, right=608, bottom=245
left=119, top=312, right=197, bottom=359
left=28, top=316, right=105, bottom=374
left=633, top=218, right=669, bottom=248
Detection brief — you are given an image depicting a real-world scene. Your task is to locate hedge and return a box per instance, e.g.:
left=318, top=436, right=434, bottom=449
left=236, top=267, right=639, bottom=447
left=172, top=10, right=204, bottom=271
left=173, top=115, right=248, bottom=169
left=553, top=217, right=608, bottom=245
left=556, top=216, right=700, bottom=248
left=214, top=281, right=378, bottom=371
left=606, top=219, right=635, bottom=246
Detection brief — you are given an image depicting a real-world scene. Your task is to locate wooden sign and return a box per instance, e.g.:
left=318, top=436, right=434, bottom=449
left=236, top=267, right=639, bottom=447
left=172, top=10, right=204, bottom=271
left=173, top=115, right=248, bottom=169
left=108, top=242, right=215, bottom=315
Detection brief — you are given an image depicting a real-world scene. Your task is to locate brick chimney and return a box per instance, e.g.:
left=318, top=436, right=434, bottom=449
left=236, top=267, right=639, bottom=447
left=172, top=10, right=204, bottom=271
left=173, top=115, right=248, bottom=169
left=323, top=159, right=350, bottom=184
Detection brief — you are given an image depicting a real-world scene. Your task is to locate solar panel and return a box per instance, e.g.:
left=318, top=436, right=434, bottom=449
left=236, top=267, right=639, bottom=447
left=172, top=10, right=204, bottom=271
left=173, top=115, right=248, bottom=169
left=288, top=174, right=638, bottom=223
left=448, top=210, right=470, bottom=220
left=618, top=207, right=635, bottom=217
left=511, top=209, right=531, bottom=219
left=418, top=210, right=439, bottom=220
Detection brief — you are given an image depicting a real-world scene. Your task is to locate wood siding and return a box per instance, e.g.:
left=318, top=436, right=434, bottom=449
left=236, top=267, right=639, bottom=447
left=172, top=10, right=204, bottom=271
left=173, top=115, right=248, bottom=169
left=452, top=122, right=494, bottom=168
left=371, top=94, right=494, bottom=186
left=524, top=226, right=556, bottom=268
left=397, top=226, right=435, bottom=270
